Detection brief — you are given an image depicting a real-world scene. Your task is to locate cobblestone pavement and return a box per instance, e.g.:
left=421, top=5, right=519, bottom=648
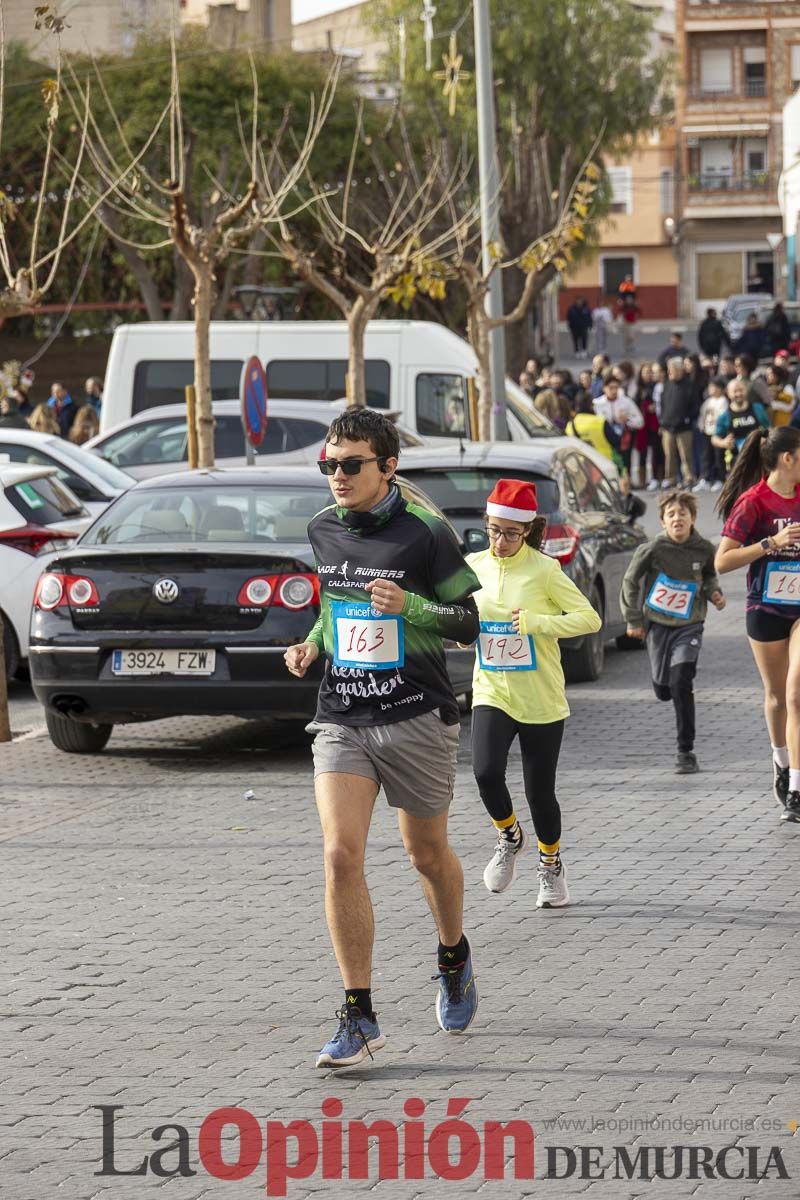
left=1, top=495, right=798, bottom=1199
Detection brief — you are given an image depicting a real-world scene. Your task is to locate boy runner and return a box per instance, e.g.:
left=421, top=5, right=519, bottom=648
left=621, top=490, right=725, bottom=774
left=284, top=409, right=481, bottom=1068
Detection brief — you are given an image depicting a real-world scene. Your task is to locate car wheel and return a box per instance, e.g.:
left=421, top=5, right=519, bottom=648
left=2, top=613, right=20, bottom=681
left=44, top=711, right=113, bottom=754
left=615, top=634, right=646, bottom=652
left=562, top=586, right=605, bottom=683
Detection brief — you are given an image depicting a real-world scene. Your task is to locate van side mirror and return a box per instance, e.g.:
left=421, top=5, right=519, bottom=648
left=464, top=527, right=489, bottom=552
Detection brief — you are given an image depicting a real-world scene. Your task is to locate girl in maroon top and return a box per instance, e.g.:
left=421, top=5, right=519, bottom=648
left=716, top=426, right=800, bottom=822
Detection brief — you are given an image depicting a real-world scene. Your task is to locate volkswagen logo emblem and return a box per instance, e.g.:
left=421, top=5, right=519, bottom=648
left=153, top=578, right=180, bottom=604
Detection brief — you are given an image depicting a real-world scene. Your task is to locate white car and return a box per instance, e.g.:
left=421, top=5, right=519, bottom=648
left=84, top=398, right=433, bottom=479
left=0, top=464, right=93, bottom=679
left=0, top=429, right=134, bottom=517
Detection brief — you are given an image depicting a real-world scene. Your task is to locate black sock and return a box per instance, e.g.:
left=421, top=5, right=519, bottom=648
left=438, top=934, right=468, bottom=973
left=343, top=988, right=373, bottom=1020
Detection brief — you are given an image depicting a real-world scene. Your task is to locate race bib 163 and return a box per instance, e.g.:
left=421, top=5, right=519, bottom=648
left=477, top=621, right=536, bottom=672
left=331, top=601, right=404, bottom=670
left=646, top=573, right=697, bottom=620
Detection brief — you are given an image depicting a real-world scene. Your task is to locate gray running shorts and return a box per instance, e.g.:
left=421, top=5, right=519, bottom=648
left=307, top=709, right=460, bottom=818
left=646, top=621, right=704, bottom=689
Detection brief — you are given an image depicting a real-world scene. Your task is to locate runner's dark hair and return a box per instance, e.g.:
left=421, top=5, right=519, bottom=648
left=326, top=408, right=400, bottom=463
left=716, top=426, right=800, bottom=519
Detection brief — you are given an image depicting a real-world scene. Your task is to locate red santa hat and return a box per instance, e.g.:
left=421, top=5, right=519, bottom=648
left=775, top=349, right=790, bottom=361
left=485, top=478, right=538, bottom=522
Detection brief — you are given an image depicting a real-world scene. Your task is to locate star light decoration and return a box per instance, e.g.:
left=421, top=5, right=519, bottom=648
left=435, top=32, right=471, bottom=117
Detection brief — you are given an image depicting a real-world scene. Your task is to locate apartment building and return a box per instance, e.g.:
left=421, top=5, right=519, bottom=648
left=559, top=0, right=678, bottom=320
left=781, top=88, right=800, bottom=301
left=1, top=0, right=178, bottom=58
left=182, top=0, right=291, bottom=51
left=675, top=0, right=800, bottom=316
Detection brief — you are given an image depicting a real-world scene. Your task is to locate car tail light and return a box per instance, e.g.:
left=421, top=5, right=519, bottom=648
left=237, top=573, right=319, bottom=610
left=0, top=525, right=76, bottom=557
left=239, top=577, right=273, bottom=606
left=542, top=523, right=580, bottom=565
left=34, top=572, right=99, bottom=610
left=278, top=575, right=316, bottom=610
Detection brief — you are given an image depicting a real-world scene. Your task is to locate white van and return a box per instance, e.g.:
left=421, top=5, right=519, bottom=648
left=101, top=319, right=554, bottom=443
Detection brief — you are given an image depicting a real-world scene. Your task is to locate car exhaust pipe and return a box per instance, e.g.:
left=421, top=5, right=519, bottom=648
left=52, top=695, right=88, bottom=717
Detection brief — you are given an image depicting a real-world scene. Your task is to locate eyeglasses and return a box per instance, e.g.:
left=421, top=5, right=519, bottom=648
left=318, top=456, right=386, bottom=477
left=485, top=525, right=526, bottom=543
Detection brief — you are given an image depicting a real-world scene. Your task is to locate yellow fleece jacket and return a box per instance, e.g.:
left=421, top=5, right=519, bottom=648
left=466, top=543, right=602, bottom=724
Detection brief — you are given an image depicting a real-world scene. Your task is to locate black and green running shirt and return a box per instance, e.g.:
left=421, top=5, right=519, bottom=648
left=305, top=488, right=480, bottom=727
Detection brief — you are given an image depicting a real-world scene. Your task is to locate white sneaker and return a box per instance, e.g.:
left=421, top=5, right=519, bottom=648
left=692, top=479, right=710, bottom=492
left=660, top=480, right=674, bottom=490
left=536, top=860, right=570, bottom=908
left=646, top=479, right=660, bottom=492
left=710, top=480, right=723, bottom=493
left=483, top=827, right=528, bottom=893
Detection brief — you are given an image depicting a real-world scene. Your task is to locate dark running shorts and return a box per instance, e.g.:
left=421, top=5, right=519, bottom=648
left=746, top=608, right=800, bottom=643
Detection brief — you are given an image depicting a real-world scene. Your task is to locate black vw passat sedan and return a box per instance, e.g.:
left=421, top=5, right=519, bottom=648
left=29, top=467, right=473, bottom=753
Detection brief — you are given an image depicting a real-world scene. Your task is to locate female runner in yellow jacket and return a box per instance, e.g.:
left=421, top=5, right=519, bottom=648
left=467, top=479, right=602, bottom=908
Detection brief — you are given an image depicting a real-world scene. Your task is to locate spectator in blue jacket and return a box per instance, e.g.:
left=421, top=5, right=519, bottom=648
left=47, top=382, right=78, bottom=438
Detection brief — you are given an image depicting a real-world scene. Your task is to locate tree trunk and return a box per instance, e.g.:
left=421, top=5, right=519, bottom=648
left=346, top=300, right=370, bottom=408
left=170, top=254, right=193, bottom=321
left=193, top=266, right=216, bottom=469
left=502, top=268, right=529, bottom=380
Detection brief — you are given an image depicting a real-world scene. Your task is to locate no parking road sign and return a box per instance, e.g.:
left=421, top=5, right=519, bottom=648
left=240, top=356, right=268, bottom=448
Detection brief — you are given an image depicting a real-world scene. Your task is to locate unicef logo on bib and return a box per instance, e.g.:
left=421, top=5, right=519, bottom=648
left=331, top=601, right=404, bottom=670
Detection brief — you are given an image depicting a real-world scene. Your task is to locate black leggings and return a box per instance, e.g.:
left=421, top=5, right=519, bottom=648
left=653, top=660, right=696, bottom=752
left=471, top=706, right=564, bottom=846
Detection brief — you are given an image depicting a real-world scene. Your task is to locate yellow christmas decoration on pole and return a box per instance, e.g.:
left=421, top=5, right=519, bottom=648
left=435, top=32, right=471, bottom=117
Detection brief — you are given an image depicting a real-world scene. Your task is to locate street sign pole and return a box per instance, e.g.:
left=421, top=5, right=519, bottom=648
left=473, top=0, right=509, bottom=441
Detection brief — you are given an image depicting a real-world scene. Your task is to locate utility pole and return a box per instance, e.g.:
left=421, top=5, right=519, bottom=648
left=473, top=0, right=508, bottom=440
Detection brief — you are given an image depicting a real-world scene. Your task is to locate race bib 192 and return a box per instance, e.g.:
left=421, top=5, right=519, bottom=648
left=763, top=561, right=800, bottom=606
left=477, top=621, right=536, bottom=672
left=331, top=601, right=404, bottom=670
left=646, top=573, right=697, bottom=620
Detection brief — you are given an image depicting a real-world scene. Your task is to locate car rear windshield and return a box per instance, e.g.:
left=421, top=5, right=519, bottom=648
left=5, top=474, right=86, bottom=525
left=398, top=469, right=558, bottom=516
left=83, top=485, right=332, bottom=545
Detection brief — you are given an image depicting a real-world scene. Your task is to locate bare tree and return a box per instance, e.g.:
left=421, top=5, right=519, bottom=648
left=447, top=153, right=602, bottom=438
left=0, top=1, right=147, bottom=322
left=69, top=45, right=339, bottom=466
left=268, top=106, right=479, bottom=408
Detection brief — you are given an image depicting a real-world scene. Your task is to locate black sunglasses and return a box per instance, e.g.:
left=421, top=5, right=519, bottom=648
left=318, top=456, right=387, bottom=477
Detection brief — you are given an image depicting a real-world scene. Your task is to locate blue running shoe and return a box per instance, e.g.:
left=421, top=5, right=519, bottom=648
left=316, top=1007, right=386, bottom=1069
left=433, top=943, right=478, bottom=1034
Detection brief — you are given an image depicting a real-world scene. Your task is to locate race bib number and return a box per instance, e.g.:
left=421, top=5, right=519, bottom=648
left=477, top=621, right=536, bottom=672
left=331, top=601, right=404, bottom=670
left=763, top=561, right=800, bottom=606
left=646, top=573, right=697, bottom=620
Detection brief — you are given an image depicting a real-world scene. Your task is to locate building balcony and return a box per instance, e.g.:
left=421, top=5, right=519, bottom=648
left=687, top=81, right=767, bottom=101
left=686, top=171, right=774, bottom=194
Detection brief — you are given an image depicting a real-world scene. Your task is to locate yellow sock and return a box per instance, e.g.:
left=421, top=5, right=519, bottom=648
left=538, top=839, right=560, bottom=866
left=493, top=812, right=521, bottom=843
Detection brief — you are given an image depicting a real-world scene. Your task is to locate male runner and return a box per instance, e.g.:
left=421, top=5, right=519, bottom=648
left=285, top=408, right=481, bottom=1068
